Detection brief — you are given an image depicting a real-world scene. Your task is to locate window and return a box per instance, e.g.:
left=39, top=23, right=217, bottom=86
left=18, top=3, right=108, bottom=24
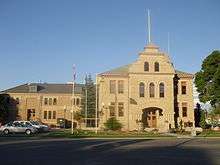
left=53, top=98, right=57, bottom=105
left=73, top=98, right=76, bottom=105
left=139, top=82, right=145, bottom=97
left=109, top=102, right=115, bottom=117
left=182, top=102, right=187, bottom=117
left=118, top=102, right=124, bottom=117
left=110, top=80, right=116, bottom=94
left=49, top=98, right=52, bottom=105
left=154, top=62, right=159, bottom=72
left=181, top=82, right=187, bottom=95
left=76, top=98, right=80, bottom=106
left=159, top=83, right=165, bottom=98
left=144, top=62, right=149, bottom=71
left=149, top=83, right=155, bottom=97
left=44, top=98, right=48, bottom=105
left=118, top=80, right=124, bottom=94
left=44, top=111, right=47, bottom=119
left=32, top=109, right=35, bottom=117
left=48, top=111, right=52, bottom=119
left=53, top=111, right=56, bottom=119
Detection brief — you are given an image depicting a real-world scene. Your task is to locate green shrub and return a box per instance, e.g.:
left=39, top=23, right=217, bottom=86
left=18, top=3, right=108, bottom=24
left=104, top=117, right=122, bottom=131
left=200, top=110, right=207, bottom=129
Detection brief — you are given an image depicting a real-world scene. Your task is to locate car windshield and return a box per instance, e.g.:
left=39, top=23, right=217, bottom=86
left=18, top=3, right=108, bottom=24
left=6, top=122, right=13, bottom=126
left=30, top=121, right=40, bottom=125
left=25, top=122, right=32, bottom=126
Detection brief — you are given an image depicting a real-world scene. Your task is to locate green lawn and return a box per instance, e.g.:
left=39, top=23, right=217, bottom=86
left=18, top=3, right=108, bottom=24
left=197, top=130, right=220, bottom=137
left=41, top=129, right=174, bottom=138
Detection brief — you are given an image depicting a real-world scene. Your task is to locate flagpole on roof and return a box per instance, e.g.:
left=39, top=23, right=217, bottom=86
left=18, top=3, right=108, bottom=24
left=147, top=9, right=151, bottom=44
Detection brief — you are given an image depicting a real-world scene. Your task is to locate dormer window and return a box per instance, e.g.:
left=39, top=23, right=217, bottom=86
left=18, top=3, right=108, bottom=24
left=154, top=62, right=159, bottom=72
left=29, top=85, right=38, bottom=93
left=144, top=62, right=149, bottom=71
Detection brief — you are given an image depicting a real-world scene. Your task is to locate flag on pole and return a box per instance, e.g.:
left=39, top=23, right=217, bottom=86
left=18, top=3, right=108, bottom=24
left=73, top=64, right=76, bottom=82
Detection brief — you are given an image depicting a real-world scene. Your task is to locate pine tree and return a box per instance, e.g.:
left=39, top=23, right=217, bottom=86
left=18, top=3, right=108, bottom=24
left=81, top=74, right=96, bottom=118
left=199, top=110, right=207, bottom=129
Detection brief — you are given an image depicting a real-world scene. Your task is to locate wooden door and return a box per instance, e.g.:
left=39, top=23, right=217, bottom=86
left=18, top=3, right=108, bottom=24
left=147, top=111, right=157, bottom=128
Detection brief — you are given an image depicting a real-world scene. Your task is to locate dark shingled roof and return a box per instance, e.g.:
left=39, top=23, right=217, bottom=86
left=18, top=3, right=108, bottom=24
left=2, top=83, right=84, bottom=94
left=99, top=64, right=193, bottom=78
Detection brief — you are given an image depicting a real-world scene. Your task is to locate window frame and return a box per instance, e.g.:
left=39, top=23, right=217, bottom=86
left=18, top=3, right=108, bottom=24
left=154, top=62, right=159, bottom=72
left=181, top=82, right=187, bottom=95
left=43, top=111, right=47, bottom=119
left=110, top=80, right=116, bottom=94
left=182, top=102, right=188, bottom=117
left=144, top=62, right=149, bottom=71
left=118, top=102, right=124, bottom=117
left=159, top=82, right=165, bottom=98
left=139, top=82, right=145, bottom=97
left=149, top=82, right=155, bottom=98
left=118, top=80, right=124, bottom=94
left=109, top=102, right=116, bottom=117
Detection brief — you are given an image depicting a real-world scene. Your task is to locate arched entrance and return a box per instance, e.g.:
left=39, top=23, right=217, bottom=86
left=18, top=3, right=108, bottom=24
left=142, top=107, right=163, bottom=128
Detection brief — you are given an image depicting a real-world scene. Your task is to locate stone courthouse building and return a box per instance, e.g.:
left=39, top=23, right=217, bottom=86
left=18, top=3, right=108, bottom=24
left=3, top=83, right=83, bottom=126
left=97, top=43, right=194, bottom=132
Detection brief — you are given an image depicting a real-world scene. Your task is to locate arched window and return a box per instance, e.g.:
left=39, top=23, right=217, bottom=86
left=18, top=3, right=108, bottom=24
left=154, top=62, right=159, bottom=72
left=139, top=82, right=145, bottom=97
left=144, top=62, right=149, bottom=71
left=149, top=83, right=155, bottom=97
left=159, top=83, right=165, bottom=98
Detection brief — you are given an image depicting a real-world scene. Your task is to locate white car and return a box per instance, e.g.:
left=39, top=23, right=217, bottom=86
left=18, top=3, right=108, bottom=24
left=0, top=121, right=38, bottom=135
left=15, top=121, right=50, bottom=132
left=29, top=121, right=50, bottom=132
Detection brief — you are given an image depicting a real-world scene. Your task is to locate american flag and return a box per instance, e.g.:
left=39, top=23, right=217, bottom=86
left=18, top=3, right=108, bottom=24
left=73, top=65, right=76, bottom=82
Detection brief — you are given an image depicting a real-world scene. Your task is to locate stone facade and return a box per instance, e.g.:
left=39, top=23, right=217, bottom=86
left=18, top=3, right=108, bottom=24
left=3, top=83, right=83, bottom=127
left=97, top=43, right=194, bottom=132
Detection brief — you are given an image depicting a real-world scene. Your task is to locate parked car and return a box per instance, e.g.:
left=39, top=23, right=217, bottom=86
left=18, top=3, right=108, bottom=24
left=15, top=121, right=50, bottom=133
left=0, top=121, right=38, bottom=135
left=29, top=121, right=50, bottom=132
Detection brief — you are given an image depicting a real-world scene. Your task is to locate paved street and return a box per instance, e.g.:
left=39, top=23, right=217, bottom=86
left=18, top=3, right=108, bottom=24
left=0, top=138, right=220, bottom=165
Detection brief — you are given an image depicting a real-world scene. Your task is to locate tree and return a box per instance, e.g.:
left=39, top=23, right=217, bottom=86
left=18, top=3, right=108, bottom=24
left=81, top=74, right=96, bottom=118
left=74, top=111, right=83, bottom=129
left=104, top=117, right=122, bottom=131
left=194, top=103, right=201, bottom=127
left=0, top=94, right=10, bottom=123
left=195, top=50, right=220, bottom=107
left=0, top=94, right=19, bottom=124
left=199, top=110, right=207, bottom=129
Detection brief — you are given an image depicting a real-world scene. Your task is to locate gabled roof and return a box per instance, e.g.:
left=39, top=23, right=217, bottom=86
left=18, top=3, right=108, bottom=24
left=2, top=83, right=84, bottom=94
left=175, top=70, right=194, bottom=78
left=99, top=64, right=131, bottom=76
left=99, top=64, right=193, bottom=78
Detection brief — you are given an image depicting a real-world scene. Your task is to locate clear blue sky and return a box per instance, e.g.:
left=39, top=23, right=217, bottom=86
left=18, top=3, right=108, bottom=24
left=0, top=0, right=220, bottom=91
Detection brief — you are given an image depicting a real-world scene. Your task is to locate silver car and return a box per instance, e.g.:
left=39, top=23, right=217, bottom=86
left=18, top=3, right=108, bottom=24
left=0, top=121, right=38, bottom=135
left=15, top=121, right=50, bottom=132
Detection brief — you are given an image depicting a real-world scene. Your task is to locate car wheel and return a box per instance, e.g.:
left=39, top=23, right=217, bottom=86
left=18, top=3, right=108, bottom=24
left=25, top=129, right=31, bottom=135
left=3, top=129, right=9, bottom=135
